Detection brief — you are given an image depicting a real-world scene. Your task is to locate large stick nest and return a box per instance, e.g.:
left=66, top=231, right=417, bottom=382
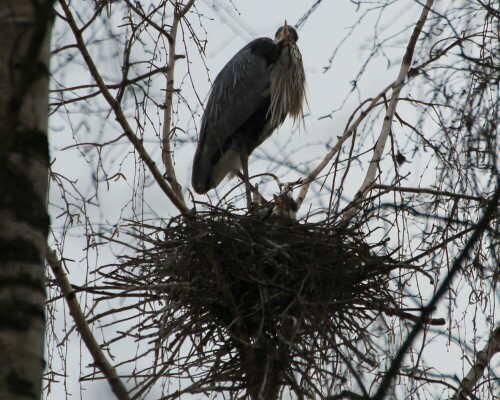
left=116, top=211, right=422, bottom=398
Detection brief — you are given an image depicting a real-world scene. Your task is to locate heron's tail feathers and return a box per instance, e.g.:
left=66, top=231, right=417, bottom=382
left=191, top=149, right=212, bottom=194
left=191, top=146, right=241, bottom=194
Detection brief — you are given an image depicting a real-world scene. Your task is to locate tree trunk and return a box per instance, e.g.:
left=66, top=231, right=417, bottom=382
left=0, top=1, right=52, bottom=398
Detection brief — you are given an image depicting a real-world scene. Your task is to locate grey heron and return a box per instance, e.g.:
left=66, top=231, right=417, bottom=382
left=192, top=21, right=306, bottom=201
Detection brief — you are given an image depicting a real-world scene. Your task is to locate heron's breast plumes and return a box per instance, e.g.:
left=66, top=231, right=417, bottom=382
left=268, top=42, right=306, bottom=129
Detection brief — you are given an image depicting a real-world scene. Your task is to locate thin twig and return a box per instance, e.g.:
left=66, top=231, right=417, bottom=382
left=372, top=184, right=485, bottom=203
left=354, top=298, right=446, bottom=326
left=124, top=1, right=174, bottom=43
left=46, top=249, right=131, bottom=400
left=341, top=0, right=435, bottom=222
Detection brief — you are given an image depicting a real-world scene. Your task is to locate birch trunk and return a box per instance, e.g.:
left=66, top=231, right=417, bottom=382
left=0, top=1, right=52, bottom=398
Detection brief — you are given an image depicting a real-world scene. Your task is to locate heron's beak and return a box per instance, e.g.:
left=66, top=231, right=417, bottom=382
left=276, top=20, right=291, bottom=43
left=282, top=20, right=290, bottom=38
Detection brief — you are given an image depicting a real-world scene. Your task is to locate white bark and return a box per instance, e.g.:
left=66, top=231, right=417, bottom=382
left=0, top=1, right=52, bottom=398
left=341, top=0, right=434, bottom=222
left=454, top=324, right=500, bottom=399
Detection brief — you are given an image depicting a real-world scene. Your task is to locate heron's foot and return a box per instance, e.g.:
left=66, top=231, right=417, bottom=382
left=236, top=171, right=253, bottom=209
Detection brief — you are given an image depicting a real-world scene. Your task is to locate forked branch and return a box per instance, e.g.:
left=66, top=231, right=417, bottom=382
left=295, top=0, right=436, bottom=217
left=125, top=0, right=193, bottom=204
left=295, top=83, right=393, bottom=212
left=341, top=0, right=434, bottom=222
left=59, top=0, right=189, bottom=215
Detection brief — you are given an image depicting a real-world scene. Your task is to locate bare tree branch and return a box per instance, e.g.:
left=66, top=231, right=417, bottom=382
left=161, top=1, right=194, bottom=203
left=58, top=0, right=190, bottom=215
left=372, top=184, right=485, bottom=203
left=46, top=249, right=131, bottom=400
left=453, top=324, right=500, bottom=399
left=341, top=0, right=435, bottom=222
left=295, top=82, right=393, bottom=211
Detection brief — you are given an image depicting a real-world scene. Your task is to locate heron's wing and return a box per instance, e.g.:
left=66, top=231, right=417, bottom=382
left=192, top=38, right=279, bottom=193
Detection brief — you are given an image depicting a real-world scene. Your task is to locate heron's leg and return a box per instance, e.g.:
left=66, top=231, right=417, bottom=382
left=240, top=153, right=252, bottom=207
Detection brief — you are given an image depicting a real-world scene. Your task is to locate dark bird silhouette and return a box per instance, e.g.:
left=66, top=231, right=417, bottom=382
left=192, top=21, right=306, bottom=197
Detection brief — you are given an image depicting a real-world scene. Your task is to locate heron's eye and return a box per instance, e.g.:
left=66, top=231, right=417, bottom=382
left=274, top=26, right=299, bottom=43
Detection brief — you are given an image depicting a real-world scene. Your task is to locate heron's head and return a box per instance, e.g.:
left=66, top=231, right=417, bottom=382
left=274, top=20, right=299, bottom=44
